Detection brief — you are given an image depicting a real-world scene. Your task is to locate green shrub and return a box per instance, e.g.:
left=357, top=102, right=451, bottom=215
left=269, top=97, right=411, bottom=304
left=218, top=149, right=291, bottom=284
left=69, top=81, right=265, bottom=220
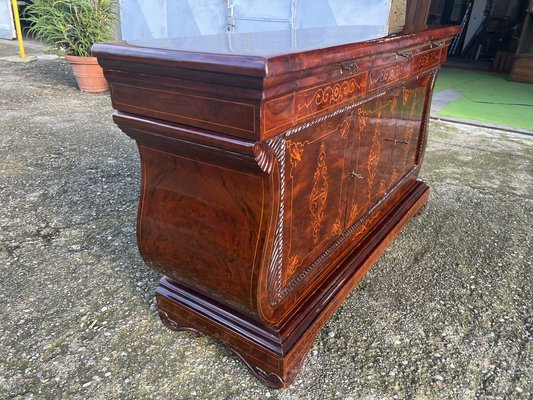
left=25, top=0, right=115, bottom=57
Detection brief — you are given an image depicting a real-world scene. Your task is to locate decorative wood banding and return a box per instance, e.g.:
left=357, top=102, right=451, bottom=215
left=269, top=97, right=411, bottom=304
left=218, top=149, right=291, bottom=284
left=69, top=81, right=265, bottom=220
left=95, top=25, right=460, bottom=389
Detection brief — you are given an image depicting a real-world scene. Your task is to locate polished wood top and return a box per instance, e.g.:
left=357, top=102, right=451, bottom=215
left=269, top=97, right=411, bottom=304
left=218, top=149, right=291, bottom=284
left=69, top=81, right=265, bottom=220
left=92, top=25, right=460, bottom=77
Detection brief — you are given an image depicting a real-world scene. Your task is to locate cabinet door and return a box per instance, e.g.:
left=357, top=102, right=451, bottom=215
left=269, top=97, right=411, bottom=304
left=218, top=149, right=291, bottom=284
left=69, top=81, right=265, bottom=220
left=281, top=110, right=355, bottom=285
left=344, top=75, right=431, bottom=229
left=390, top=76, right=431, bottom=185
left=344, top=87, right=401, bottom=227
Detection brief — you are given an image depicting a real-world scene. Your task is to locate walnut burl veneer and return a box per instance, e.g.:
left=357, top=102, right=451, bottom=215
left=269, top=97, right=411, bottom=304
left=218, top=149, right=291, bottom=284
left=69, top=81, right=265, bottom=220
left=93, top=25, right=460, bottom=388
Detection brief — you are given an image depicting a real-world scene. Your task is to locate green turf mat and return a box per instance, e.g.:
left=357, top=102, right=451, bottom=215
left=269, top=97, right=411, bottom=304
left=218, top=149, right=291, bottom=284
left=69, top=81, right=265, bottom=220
left=434, top=68, right=533, bottom=131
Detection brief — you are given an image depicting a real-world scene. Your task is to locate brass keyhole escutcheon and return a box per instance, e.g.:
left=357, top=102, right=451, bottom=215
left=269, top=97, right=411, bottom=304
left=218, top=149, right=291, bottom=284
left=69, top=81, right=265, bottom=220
left=340, top=62, right=358, bottom=74
left=384, top=138, right=409, bottom=145
left=396, top=51, right=411, bottom=59
left=349, top=171, right=364, bottom=179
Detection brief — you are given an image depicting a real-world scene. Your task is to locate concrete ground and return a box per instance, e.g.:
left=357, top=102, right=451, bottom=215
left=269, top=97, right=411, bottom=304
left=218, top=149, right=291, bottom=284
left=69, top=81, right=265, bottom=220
left=0, top=50, right=531, bottom=400
left=0, top=37, right=55, bottom=62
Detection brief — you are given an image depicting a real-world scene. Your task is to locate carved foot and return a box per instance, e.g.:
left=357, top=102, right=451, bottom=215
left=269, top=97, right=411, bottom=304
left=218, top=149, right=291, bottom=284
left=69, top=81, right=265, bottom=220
left=228, top=349, right=304, bottom=389
left=159, top=310, right=205, bottom=337
left=156, top=278, right=309, bottom=389
left=229, top=349, right=285, bottom=389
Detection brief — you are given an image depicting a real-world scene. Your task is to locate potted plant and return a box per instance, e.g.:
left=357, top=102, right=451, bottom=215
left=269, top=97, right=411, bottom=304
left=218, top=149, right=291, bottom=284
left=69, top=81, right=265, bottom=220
left=25, top=0, right=115, bottom=92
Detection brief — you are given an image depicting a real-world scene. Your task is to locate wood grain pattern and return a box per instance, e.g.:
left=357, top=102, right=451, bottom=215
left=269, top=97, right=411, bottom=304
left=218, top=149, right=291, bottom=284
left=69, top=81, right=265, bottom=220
left=94, top=25, right=460, bottom=389
left=263, top=72, right=368, bottom=134
left=111, top=82, right=258, bottom=138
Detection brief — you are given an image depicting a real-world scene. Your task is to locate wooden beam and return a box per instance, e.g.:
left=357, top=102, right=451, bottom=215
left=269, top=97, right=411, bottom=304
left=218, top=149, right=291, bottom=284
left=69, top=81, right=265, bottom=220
left=388, top=0, right=407, bottom=33
left=405, top=0, right=432, bottom=30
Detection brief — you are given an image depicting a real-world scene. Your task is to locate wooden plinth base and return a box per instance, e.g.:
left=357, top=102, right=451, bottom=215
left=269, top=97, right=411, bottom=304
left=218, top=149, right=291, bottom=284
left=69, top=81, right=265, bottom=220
left=156, top=181, right=429, bottom=388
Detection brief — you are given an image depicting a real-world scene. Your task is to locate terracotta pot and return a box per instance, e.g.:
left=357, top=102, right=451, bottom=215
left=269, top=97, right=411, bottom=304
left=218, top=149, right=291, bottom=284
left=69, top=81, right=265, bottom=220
left=66, top=55, right=108, bottom=93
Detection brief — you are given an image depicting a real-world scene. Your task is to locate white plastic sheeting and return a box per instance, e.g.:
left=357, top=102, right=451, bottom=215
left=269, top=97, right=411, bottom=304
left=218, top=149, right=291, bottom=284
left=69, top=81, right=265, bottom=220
left=120, top=0, right=392, bottom=40
left=0, top=0, right=15, bottom=40
left=127, top=25, right=390, bottom=55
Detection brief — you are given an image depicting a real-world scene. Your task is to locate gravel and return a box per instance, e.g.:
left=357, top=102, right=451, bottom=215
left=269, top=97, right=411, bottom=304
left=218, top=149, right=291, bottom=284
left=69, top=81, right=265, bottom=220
left=0, top=56, right=531, bottom=399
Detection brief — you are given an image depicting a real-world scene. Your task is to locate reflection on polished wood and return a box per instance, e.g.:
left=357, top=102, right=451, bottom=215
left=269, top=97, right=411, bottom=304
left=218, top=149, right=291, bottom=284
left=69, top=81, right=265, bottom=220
left=93, top=24, right=460, bottom=388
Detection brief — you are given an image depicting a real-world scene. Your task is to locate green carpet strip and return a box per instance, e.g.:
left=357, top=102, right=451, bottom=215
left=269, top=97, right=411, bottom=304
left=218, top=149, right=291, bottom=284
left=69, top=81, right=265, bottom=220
left=434, top=68, right=533, bottom=131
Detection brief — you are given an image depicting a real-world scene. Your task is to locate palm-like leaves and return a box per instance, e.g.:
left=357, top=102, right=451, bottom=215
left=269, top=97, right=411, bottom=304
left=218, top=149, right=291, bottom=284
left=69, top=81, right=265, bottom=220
left=25, top=0, right=115, bottom=57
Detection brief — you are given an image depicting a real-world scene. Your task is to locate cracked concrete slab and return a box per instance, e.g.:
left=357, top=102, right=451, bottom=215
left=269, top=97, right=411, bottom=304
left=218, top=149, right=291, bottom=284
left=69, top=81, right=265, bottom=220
left=0, top=56, right=532, bottom=399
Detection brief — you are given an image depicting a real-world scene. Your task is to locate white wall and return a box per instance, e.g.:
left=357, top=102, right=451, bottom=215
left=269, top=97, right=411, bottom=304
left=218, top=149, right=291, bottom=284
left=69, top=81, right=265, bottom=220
left=120, top=0, right=225, bottom=40
left=297, top=0, right=392, bottom=29
left=120, top=0, right=392, bottom=40
left=0, top=0, right=15, bottom=40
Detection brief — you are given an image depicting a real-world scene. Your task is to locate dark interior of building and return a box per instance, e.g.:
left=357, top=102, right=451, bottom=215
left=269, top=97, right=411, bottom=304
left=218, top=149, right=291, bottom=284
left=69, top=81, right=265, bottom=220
left=421, top=0, right=532, bottom=82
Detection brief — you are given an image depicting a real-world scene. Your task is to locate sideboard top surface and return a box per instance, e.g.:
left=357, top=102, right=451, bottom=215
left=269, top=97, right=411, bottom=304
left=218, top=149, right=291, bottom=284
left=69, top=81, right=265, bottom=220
left=92, top=25, right=460, bottom=78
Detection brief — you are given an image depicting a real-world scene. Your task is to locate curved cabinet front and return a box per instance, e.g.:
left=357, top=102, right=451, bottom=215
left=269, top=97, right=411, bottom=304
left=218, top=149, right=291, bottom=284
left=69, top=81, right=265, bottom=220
left=95, top=25, right=460, bottom=389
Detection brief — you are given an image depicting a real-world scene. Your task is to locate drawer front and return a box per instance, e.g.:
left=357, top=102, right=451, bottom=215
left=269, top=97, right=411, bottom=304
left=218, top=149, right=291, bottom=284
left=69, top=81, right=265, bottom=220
left=263, top=72, right=368, bottom=135
left=110, top=82, right=258, bottom=139
left=368, top=48, right=441, bottom=92
left=262, top=44, right=442, bottom=138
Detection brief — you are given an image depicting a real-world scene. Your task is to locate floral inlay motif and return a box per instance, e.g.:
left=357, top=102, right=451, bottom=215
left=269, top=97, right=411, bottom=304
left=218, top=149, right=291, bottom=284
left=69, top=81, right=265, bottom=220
left=402, top=88, right=411, bottom=105
left=358, top=109, right=369, bottom=131
left=413, top=51, right=439, bottom=71
left=390, top=96, right=399, bottom=114
left=367, top=112, right=382, bottom=198
left=297, top=77, right=365, bottom=111
left=286, top=140, right=306, bottom=169
left=286, top=255, right=301, bottom=278
left=309, top=142, right=329, bottom=243
left=349, top=203, right=359, bottom=222
left=337, top=110, right=355, bottom=140
left=369, top=62, right=410, bottom=88
left=330, top=217, right=342, bottom=237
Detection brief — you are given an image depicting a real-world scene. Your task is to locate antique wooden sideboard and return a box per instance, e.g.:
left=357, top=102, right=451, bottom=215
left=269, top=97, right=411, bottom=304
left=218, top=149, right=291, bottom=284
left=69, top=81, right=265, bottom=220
left=93, top=24, right=460, bottom=388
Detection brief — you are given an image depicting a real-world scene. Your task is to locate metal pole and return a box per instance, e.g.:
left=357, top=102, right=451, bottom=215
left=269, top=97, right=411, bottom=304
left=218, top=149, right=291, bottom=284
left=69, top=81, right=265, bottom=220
left=11, top=0, right=26, bottom=59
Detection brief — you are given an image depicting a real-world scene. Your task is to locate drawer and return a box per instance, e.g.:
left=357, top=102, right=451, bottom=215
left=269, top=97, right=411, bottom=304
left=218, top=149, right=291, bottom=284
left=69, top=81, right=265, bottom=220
left=262, top=42, right=444, bottom=137
left=110, top=82, right=258, bottom=139
left=369, top=47, right=442, bottom=92
left=263, top=71, right=368, bottom=135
